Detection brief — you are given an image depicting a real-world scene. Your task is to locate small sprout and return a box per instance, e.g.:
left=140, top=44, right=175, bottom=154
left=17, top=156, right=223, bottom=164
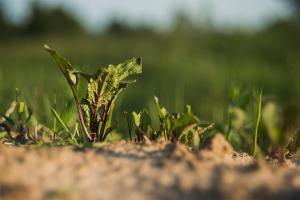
left=125, top=110, right=152, bottom=143
left=45, top=45, right=142, bottom=143
left=0, top=89, right=33, bottom=144
left=125, top=96, right=214, bottom=148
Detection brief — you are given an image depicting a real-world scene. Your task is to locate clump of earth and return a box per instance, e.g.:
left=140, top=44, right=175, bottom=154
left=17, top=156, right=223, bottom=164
left=0, top=134, right=299, bottom=200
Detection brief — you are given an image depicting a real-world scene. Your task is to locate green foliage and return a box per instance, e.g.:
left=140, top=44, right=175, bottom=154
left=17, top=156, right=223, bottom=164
left=226, top=86, right=300, bottom=159
left=154, top=96, right=201, bottom=142
left=45, top=45, right=142, bottom=143
left=0, top=35, right=299, bottom=158
left=262, top=102, right=300, bottom=159
left=52, top=109, right=70, bottom=133
left=125, top=96, right=214, bottom=148
left=124, top=110, right=152, bottom=142
left=226, top=87, right=260, bottom=153
left=0, top=89, right=34, bottom=144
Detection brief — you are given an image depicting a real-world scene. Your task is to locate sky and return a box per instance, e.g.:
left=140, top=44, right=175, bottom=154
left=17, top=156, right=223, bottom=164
left=1, top=0, right=292, bottom=32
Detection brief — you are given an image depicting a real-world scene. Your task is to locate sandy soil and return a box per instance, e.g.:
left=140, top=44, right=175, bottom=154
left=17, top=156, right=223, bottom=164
left=0, top=134, right=300, bottom=200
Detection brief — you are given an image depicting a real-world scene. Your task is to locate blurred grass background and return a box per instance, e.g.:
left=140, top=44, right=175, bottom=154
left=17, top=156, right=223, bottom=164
left=0, top=1, right=300, bottom=131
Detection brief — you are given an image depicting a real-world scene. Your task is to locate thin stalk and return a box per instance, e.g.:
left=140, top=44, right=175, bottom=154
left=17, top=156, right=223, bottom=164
left=71, top=90, right=92, bottom=142
left=99, top=102, right=112, bottom=141
left=91, top=95, right=99, bottom=133
left=127, top=120, right=132, bottom=141
left=253, top=90, right=263, bottom=156
left=63, top=72, right=93, bottom=142
left=98, top=94, right=118, bottom=142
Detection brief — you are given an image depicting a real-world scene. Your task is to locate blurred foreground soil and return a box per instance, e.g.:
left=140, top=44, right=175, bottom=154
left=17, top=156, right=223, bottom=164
left=0, top=134, right=300, bottom=200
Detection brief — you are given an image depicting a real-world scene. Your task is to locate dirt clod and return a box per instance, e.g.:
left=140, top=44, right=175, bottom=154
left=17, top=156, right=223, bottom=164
left=202, top=133, right=234, bottom=155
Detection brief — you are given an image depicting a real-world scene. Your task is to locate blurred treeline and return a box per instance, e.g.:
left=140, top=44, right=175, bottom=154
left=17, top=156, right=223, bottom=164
left=0, top=1, right=299, bottom=129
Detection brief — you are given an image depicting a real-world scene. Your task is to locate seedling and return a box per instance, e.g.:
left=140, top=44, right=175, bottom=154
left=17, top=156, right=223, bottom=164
left=0, top=89, right=33, bottom=144
left=45, top=45, right=142, bottom=143
left=225, top=86, right=261, bottom=154
left=124, top=109, right=152, bottom=142
left=125, top=96, right=214, bottom=147
left=262, top=101, right=300, bottom=160
left=226, top=86, right=300, bottom=160
left=154, top=96, right=214, bottom=146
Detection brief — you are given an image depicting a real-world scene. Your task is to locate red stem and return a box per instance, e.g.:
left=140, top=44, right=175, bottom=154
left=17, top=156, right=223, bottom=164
left=75, top=102, right=92, bottom=142
left=99, top=102, right=111, bottom=141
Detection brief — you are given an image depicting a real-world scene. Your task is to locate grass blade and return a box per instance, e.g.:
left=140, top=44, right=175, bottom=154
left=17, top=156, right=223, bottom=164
left=253, top=89, right=263, bottom=156
left=51, top=109, right=70, bottom=133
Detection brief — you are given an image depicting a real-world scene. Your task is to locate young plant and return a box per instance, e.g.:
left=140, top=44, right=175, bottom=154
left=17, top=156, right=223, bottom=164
left=125, top=96, right=214, bottom=147
left=124, top=110, right=152, bottom=142
left=0, top=89, right=33, bottom=144
left=225, top=85, right=300, bottom=159
left=45, top=45, right=142, bottom=143
left=154, top=96, right=214, bottom=145
left=225, top=86, right=259, bottom=153
left=262, top=101, right=300, bottom=160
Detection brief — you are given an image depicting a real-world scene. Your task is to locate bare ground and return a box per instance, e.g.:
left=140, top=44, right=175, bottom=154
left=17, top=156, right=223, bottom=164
left=0, top=134, right=300, bottom=200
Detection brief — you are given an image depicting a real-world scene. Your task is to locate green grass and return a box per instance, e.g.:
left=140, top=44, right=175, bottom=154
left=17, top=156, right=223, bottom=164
left=253, top=90, right=262, bottom=156
left=1, top=26, right=299, bottom=125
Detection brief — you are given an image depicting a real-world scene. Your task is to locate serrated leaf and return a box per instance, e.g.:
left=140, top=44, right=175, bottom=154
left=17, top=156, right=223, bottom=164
left=86, top=58, right=142, bottom=110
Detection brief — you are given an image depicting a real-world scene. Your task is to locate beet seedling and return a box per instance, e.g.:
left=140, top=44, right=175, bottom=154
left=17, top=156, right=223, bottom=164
left=154, top=96, right=213, bottom=144
left=125, top=96, right=214, bottom=147
left=45, top=45, right=142, bottom=143
left=124, top=110, right=152, bottom=142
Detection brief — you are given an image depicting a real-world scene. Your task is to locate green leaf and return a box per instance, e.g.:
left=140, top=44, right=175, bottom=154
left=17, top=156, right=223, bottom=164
left=171, top=112, right=199, bottom=140
left=52, top=109, right=70, bottom=133
left=19, top=102, right=25, bottom=113
left=263, top=101, right=282, bottom=144
left=173, top=106, right=199, bottom=130
left=140, top=110, right=151, bottom=132
left=44, top=45, right=79, bottom=99
left=132, top=111, right=141, bottom=127
left=229, top=107, right=246, bottom=130
left=97, top=58, right=142, bottom=107
left=154, top=96, right=168, bottom=119
left=84, top=57, right=142, bottom=120
left=105, top=100, right=116, bottom=130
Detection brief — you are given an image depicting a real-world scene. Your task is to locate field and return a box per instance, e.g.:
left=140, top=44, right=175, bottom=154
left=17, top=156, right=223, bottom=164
left=1, top=19, right=300, bottom=199
left=1, top=22, right=300, bottom=126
